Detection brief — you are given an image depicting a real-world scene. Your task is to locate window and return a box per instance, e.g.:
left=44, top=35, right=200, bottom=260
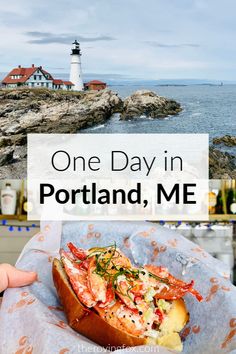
left=39, top=75, right=42, bottom=80
left=34, top=75, right=37, bottom=80
left=31, top=83, right=34, bottom=87
left=41, top=83, right=44, bottom=87
left=46, top=83, right=49, bottom=88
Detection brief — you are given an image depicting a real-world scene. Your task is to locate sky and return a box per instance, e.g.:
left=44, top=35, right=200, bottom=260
left=0, top=0, right=235, bottom=80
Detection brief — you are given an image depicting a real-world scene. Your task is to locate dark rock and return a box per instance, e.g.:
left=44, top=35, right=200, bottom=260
left=213, top=135, right=236, bottom=147
left=209, top=146, right=236, bottom=179
left=0, top=146, right=14, bottom=166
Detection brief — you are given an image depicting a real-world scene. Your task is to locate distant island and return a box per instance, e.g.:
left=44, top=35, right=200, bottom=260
left=1, top=73, right=235, bottom=87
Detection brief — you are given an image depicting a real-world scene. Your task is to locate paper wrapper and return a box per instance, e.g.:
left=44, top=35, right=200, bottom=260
left=0, top=221, right=236, bottom=354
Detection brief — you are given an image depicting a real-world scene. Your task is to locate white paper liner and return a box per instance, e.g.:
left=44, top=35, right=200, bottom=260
left=0, top=220, right=235, bottom=354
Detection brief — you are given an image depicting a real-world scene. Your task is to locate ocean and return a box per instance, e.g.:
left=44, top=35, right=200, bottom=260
left=82, top=84, right=236, bottom=155
left=1, top=70, right=235, bottom=155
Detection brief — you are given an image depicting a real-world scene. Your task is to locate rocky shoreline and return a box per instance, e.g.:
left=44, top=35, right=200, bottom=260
left=210, top=135, right=236, bottom=178
left=209, top=146, right=236, bottom=179
left=213, top=135, right=236, bottom=147
left=0, top=88, right=123, bottom=177
left=0, top=88, right=235, bottom=179
left=0, top=88, right=182, bottom=177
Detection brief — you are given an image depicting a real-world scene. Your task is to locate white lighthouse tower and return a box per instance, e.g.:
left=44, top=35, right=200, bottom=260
left=70, top=40, right=84, bottom=91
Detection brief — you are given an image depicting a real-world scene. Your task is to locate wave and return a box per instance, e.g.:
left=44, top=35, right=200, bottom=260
left=191, top=112, right=202, bottom=117
left=87, top=124, right=105, bottom=131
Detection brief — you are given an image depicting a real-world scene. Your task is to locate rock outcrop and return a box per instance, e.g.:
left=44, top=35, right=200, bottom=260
left=209, top=147, right=236, bottom=179
left=0, top=88, right=122, bottom=135
left=213, top=135, right=236, bottom=147
left=0, top=88, right=122, bottom=177
left=120, top=90, right=182, bottom=120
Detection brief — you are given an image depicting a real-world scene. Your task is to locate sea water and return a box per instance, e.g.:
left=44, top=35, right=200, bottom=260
left=82, top=84, right=236, bottom=155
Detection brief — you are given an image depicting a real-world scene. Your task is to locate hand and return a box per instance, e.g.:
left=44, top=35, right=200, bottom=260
left=0, top=264, right=37, bottom=293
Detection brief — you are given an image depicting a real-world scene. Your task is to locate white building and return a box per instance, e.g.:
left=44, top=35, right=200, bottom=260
left=2, top=41, right=86, bottom=91
left=69, top=40, right=84, bottom=91
left=2, top=64, right=74, bottom=90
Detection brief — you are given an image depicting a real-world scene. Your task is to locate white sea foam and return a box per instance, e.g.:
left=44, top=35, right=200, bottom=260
left=89, top=124, right=105, bottom=130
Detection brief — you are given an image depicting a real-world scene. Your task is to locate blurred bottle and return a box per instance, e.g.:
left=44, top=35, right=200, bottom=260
left=1, top=183, right=17, bottom=215
left=22, top=189, right=34, bottom=214
left=215, top=190, right=223, bottom=214
left=233, top=222, right=236, bottom=285
left=208, top=189, right=217, bottom=214
left=228, top=180, right=236, bottom=214
left=21, top=189, right=27, bottom=215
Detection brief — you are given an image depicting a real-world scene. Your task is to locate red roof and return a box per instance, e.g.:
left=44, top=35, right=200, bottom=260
left=85, top=80, right=106, bottom=85
left=2, top=65, right=74, bottom=88
left=53, top=79, right=63, bottom=85
left=53, top=80, right=74, bottom=86
left=63, top=81, right=74, bottom=86
left=2, top=67, right=37, bottom=84
left=2, top=66, right=54, bottom=84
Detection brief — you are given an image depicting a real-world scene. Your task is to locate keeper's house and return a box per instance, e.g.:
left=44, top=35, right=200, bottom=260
left=84, top=80, right=107, bottom=91
left=2, top=64, right=74, bottom=91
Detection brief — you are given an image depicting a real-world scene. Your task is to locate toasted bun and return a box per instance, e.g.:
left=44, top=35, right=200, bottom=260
left=52, top=258, right=189, bottom=351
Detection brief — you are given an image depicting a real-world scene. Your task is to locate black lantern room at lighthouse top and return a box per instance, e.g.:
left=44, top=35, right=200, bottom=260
left=71, top=40, right=81, bottom=55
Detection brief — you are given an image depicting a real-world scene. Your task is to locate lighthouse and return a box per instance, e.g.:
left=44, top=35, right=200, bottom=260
left=69, top=40, right=84, bottom=91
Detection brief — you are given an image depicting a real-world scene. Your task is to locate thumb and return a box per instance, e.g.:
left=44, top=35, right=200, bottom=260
left=0, top=264, right=37, bottom=291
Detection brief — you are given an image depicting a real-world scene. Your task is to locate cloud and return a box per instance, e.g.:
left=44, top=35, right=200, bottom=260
left=25, top=31, right=116, bottom=44
left=0, top=0, right=234, bottom=80
left=145, top=41, right=200, bottom=48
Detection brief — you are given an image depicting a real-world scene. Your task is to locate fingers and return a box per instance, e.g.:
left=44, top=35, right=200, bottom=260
left=0, top=264, right=37, bottom=292
left=0, top=266, right=8, bottom=293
